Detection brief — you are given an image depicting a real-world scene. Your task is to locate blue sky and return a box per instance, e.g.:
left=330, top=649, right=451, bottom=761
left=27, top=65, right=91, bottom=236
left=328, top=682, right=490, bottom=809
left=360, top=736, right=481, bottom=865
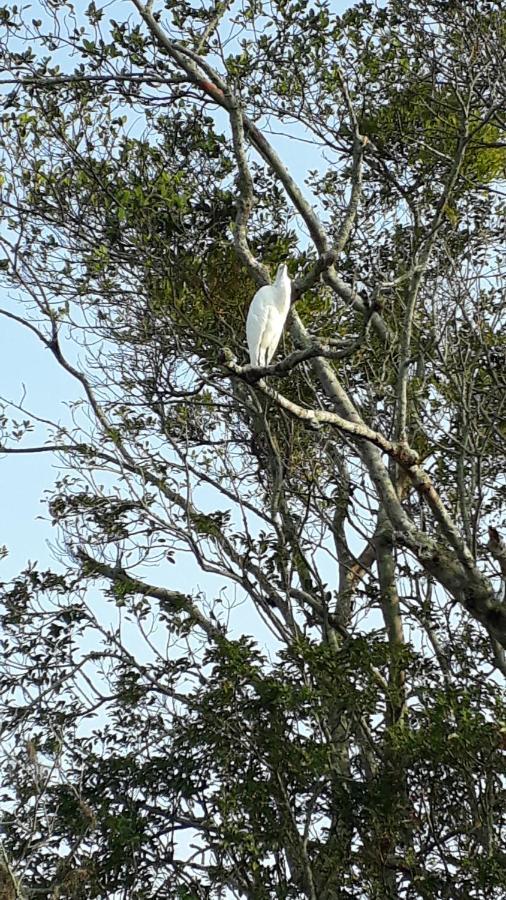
left=1, top=307, right=80, bottom=578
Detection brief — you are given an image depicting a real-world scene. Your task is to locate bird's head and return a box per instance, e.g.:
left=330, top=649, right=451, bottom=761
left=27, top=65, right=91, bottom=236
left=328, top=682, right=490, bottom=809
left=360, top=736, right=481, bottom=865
left=275, top=263, right=289, bottom=283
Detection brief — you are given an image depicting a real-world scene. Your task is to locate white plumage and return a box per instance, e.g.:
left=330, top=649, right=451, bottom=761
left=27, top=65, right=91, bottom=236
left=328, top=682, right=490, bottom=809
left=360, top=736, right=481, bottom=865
left=246, top=264, right=291, bottom=367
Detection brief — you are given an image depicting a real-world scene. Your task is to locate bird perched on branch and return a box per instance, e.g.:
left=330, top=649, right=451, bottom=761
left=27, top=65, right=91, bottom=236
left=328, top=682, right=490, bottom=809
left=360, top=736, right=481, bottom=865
left=246, top=263, right=291, bottom=367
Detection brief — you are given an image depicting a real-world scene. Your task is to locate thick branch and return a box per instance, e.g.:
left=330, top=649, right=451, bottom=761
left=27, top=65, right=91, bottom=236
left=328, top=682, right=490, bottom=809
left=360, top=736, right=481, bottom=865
left=375, top=509, right=406, bottom=725
left=222, top=340, right=362, bottom=382
left=228, top=97, right=270, bottom=282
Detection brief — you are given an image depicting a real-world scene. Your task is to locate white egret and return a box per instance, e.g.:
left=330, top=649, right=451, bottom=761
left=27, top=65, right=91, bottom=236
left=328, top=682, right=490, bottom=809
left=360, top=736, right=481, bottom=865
left=246, top=263, right=291, bottom=367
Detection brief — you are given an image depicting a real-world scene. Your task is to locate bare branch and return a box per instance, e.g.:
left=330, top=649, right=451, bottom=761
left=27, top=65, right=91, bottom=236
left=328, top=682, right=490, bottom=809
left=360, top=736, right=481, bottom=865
left=228, top=96, right=270, bottom=283
left=77, top=550, right=225, bottom=642
left=0, top=73, right=188, bottom=87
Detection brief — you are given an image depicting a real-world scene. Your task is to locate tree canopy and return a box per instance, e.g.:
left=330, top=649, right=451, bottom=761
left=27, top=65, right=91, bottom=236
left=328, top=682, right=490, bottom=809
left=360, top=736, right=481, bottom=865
left=0, top=0, right=505, bottom=897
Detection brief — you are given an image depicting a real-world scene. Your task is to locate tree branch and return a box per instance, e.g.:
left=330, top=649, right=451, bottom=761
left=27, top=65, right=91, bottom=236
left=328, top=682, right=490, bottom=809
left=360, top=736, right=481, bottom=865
left=395, top=130, right=470, bottom=444
left=130, top=0, right=388, bottom=341
left=287, top=312, right=506, bottom=646
left=375, top=509, right=406, bottom=726
left=228, top=95, right=270, bottom=283
left=77, top=550, right=225, bottom=642
left=223, top=348, right=420, bottom=465
left=0, top=73, right=188, bottom=87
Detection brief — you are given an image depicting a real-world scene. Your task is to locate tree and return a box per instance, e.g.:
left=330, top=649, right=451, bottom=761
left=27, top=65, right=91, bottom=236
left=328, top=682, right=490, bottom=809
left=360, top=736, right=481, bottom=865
left=0, top=0, right=505, bottom=896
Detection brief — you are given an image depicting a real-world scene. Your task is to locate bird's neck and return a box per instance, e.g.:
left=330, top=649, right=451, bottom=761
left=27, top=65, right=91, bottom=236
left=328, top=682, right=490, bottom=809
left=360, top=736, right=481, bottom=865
left=274, top=272, right=290, bottom=307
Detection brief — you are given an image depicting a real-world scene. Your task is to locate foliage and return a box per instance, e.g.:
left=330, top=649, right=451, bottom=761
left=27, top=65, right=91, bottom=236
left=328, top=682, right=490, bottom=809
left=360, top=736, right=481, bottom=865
left=0, top=0, right=505, bottom=898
